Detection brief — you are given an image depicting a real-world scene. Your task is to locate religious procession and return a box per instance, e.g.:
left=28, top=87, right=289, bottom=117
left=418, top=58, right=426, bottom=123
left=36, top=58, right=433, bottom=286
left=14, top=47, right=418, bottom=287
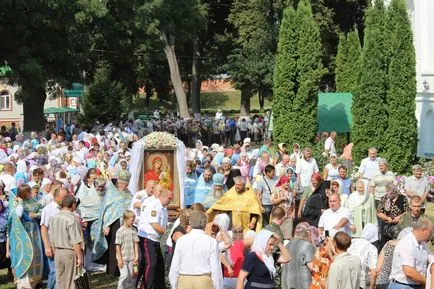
left=0, top=113, right=433, bottom=289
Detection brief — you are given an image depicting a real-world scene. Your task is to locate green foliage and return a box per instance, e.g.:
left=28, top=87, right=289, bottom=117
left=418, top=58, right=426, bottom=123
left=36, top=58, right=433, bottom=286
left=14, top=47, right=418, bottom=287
left=272, top=6, right=298, bottom=144
left=335, top=29, right=362, bottom=93
left=82, top=63, right=126, bottom=124
left=351, top=0, right=389, bottom=165
left=382, top=0, right=417, bottom=173
left=273, top=0, right=324, bottom=147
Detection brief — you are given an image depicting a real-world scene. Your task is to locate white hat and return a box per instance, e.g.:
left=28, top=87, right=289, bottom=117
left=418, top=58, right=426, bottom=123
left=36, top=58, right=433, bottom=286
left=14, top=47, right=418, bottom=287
left=243, top=138, right=251, bottom=144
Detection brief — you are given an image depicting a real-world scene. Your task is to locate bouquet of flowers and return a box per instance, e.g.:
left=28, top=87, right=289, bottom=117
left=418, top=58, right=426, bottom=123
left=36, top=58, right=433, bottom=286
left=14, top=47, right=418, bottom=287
left=143, top=132, right=177, bottom=149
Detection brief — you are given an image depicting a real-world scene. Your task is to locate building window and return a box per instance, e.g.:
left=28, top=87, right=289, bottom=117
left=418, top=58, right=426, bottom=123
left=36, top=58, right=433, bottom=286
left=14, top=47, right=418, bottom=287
left=0, top=90, right=11, bottom=110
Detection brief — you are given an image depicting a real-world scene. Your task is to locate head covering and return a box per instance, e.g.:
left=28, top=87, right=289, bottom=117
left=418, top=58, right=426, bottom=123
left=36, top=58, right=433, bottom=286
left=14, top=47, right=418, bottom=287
left=244, top=230, right=256, bottom=240
left=278, top=143, right=286, bottom=150
left=294, top=222, right=312, bottom=242
left=118, top=170, right=131, bottom=184
left=41, top=178, right=52, bottom=190
left=330, top=152, right=337, bottom=158
left=213, top=173, right=225, bottom=186
left=222, top=157, right=231, bottom=164
left=276, top=175, right=290, bottom=187
left=213, top=213, right=230, bottom=231
left=311, top=173, right=322, bottom=183
left=361, top=223, right=379, bottom=243
left=16, top=160, right=27, bottom=173
left=243, top=138, right=251, bottom=145
left=251, top=230, right=276, bottom=277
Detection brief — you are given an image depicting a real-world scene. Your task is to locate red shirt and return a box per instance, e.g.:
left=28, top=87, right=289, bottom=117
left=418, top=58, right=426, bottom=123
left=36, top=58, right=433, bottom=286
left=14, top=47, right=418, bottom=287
left=223, top=240, right=245, bottom=278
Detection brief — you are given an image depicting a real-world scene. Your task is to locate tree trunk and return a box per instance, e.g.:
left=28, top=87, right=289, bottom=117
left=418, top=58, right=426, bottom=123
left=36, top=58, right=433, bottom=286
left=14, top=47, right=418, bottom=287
left=191, top=38, right=201, bottom=119
left=160, top=32, right=189, bottom=118
left=145, top=81, right=152, bottom=107
left=22, top=86, right=47, bottom=132
left=240, top=88, right=251, bottom=116
left=258, top=90, right=265, bottom=110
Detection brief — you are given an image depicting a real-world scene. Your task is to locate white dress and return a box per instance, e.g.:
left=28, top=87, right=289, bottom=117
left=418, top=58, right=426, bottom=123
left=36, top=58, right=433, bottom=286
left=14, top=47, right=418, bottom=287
left=325, top=163, right=339, bottom=180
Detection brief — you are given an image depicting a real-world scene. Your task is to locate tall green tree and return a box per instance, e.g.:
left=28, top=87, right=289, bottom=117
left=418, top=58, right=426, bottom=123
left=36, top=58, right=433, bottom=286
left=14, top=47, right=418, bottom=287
left=272, top=6, right=298, bottom=144
left=227, top=0, right=282, bottom=114
left=0, top=0, right=101, bottom=131
left=82, top=63, right=126, bottom=124
left=335, top=29, right=362, bottom=93
left=383, top=0, right=417, bottom=173
left=292, top=0, right=324, bottom=146
left=136, top=0, right=207, bottom=118
left=351, top=0, right=389, bottom=164
left=273, top=0, right=324, bottom=147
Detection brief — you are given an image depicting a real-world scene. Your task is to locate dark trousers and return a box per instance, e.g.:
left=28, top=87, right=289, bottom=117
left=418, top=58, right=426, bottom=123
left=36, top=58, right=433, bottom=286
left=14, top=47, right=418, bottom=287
left=140, top=237, right=166, bottom=289
left=262, top=205, right=273, bottom=227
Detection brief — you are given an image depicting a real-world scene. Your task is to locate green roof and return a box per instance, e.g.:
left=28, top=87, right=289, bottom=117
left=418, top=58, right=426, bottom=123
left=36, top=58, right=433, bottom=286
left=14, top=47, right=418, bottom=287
left=317, top=92, right=353, bottom=133
left=44, top=107, right=79, bottom=114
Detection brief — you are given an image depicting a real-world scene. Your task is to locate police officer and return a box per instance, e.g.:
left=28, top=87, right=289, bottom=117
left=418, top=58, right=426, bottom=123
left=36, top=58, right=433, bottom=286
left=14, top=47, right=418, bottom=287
left=137, top=188, right=173, bottom=289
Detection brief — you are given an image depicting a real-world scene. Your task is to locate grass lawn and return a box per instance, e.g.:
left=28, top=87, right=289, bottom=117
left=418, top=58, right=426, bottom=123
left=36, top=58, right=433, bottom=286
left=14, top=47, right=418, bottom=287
left=133, top=90, right=272, bottom=116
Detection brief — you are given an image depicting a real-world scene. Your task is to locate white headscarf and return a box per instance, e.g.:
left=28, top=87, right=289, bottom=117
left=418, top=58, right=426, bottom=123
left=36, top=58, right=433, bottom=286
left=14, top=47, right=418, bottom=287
left=361, top=223, right=379, bottom=243
left=214, top=213, right=230, bottom=231
left=16, top=160, right=27, bottom=174
left=251, top=230, right=276, bottom=277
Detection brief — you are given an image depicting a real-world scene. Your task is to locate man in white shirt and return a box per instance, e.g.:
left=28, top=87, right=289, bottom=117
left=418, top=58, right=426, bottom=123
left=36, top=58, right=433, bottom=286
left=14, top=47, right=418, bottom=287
left=296, top=147, right=319, bottom=188
left=169, top=211, right=223, bottom=289
left=389, top=216, right=433, bottom=288
left=130, top=180, right=156, bottom=227
left=318, top=193, right=353, bottom=237
left=40, top=187, right=68, bottom=289
left=275, top=154, right=290, bottom=177
left=324, top=131, right=337, bottom=156
left=137, top=189, right=173, bottom=289
left=358, top=147, right=380, bottom=180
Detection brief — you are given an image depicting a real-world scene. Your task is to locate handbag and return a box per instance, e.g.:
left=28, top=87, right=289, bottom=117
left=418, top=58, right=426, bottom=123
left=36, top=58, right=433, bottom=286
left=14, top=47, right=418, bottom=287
left=74, top=266, right=92, bottom=289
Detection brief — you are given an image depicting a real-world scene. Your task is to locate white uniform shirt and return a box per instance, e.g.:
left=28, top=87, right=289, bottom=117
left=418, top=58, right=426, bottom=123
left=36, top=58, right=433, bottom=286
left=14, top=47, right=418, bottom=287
left=296, top=158, right=319, bottom=187
left=169, top=229, right=223, bottom=289
left=358, top=157, right=380, bottom=180
left=130, top=189, right=149, bottom=226
left=318, top=206, right=353, bottom=237
left=138, top=198, right=168, bottom=242
left=389, top=232, right=430, bottom=285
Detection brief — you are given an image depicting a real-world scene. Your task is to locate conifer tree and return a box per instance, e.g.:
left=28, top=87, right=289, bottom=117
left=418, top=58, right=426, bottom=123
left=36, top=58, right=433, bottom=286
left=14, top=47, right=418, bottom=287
left=383, top=0, right=417, bottom=173
left=335, top=29, right=362, bottom=94
left=352, top=0, right=389, bottom=165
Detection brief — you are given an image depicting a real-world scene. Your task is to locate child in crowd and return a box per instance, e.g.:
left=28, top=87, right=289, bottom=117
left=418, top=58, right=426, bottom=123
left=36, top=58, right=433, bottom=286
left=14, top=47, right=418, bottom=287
left=116, top=210, right=139, bottom=289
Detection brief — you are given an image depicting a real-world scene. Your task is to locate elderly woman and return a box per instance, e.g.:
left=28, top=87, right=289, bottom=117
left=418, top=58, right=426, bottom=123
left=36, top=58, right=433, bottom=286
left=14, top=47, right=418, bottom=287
left=236, top=230, right=291, bottom=289
left=271, top=175, right=294, bottom=239
left=348, top=224, right=379, bottom=289
left=322, top=153, right=339, bottom=180
left=282, top=222, right=316, bottom=289
left=345, top=180, right=377, bottom=237
left=376, top=184, right=408, bottom=248
left=300, top=173, right=328, bottom=227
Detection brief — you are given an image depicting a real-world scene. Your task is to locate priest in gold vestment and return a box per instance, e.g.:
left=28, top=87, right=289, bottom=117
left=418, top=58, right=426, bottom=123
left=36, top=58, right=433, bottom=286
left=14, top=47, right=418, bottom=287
left=207, top=176, right=263, bottom=232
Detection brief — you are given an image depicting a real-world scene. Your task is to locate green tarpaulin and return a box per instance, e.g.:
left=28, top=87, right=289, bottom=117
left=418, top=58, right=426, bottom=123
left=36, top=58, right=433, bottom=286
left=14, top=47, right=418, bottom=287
left=44, top=107, right=79, bottom=114
left=317, top=92, right=352, bottom=133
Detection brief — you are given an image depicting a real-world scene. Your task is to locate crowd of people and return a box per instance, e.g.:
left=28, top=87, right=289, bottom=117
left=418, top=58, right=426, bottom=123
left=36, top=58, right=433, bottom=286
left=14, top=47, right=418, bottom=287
left=0, top=112, right=433, bottom=289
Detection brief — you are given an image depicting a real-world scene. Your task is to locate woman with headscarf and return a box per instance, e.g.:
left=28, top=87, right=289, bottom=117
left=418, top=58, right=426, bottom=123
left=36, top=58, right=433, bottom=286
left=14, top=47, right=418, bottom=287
left=347, top=224, right=379, bottom=289
left=236, top=230, right=291, bottom=289
left=15, top=159, right=28, bottom=186
left=282, top=222, right=316, bottom=289
left=345, top=180, right=377, bottom=238
left=300, top=173, right=328, bottom=227
left=271, top=175, right=294, bottom=239
left=376, top=184, right=407, bottom=248
left=9, top=184, right=44, bottom=288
